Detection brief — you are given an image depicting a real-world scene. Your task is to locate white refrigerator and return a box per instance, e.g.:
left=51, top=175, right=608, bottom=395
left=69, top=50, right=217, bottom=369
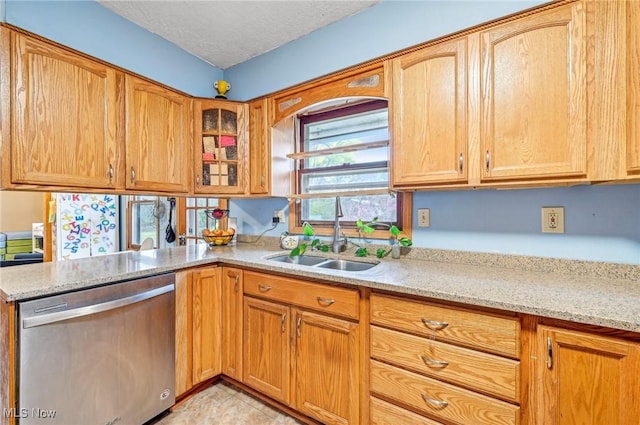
left=54, top=193, right=119, bottom=260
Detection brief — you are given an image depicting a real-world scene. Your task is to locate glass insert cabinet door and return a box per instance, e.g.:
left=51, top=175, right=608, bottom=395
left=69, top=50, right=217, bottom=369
left=194, top=99, right=247, bottom=194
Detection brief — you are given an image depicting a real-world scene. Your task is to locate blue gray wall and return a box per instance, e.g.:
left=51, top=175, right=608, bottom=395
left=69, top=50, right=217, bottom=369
left=224, top=0, right=547, bottom=100
left=224, top=0, right=640, bottom=264
left=2, top=0, right=222, bottom=97
left=3, top=0, right=639, bottom=264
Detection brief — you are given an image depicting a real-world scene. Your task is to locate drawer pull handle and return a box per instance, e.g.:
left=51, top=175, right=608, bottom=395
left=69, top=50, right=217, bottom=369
left=297, top=316, right=302, bottom=337
left=281, top=312, right=286, bottom=333
left=258, top=284, right=272, bottom=292
left=316, top=297, right=335, bottom=307
left=421, top=318, right=449, bottom=329
left=421, top=393, right=448, bottom=408
left=421, top=354, right=449, bottom=368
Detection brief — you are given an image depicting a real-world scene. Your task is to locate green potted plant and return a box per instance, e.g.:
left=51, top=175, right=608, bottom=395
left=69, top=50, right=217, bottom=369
left=354, top=217, right=412, bottom=258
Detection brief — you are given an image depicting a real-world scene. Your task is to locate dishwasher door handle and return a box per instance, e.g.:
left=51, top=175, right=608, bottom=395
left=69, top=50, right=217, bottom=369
left=22, top=284, right=174, bottom=329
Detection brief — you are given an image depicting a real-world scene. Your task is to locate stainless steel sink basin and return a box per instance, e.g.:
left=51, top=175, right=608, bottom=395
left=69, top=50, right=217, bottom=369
left=267, top=254, right=379, bottom=272
left=267, top=254, right=328, bottom=266
left=314, top=259, right=378, bottom=272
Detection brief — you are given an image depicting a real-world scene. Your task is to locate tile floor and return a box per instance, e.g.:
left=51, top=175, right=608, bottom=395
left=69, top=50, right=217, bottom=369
left=153, top=382, right=304, bottom=425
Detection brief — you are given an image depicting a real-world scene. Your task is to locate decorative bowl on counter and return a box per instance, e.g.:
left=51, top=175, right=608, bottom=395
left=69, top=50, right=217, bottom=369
left=202, top=229, right=235, bottom=247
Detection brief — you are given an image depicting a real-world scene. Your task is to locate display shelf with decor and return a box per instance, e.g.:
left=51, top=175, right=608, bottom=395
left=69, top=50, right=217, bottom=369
left=194, top=99, right=248, bottom=195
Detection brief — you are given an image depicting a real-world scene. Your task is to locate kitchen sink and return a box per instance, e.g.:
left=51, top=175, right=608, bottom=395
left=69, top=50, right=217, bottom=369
left=314, top=259, right=378, bottom=272
left=267, top=254, right=329, bottom=266
left=267, top=254, right=378, bottom=272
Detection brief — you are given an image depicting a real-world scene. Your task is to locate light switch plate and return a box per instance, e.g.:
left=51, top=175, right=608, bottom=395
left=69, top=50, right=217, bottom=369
left=418, top=208, right=430, bottom=227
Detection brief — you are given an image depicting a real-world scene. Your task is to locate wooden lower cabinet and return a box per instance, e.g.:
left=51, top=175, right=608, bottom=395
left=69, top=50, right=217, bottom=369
left=537, top=325, right=640, bottom=425
left=191, top=267, right=222, bottom=383
left=369, top=292, right=521, bottom=425
left=221, top=267, right=243, bottom=381
left=243, top=296, right=291, bottom=403
left=175, top=266, right=222, bottom=397
left=294, top=310, right=359, bottom=425
left=242, top=271, right=361, bottom=424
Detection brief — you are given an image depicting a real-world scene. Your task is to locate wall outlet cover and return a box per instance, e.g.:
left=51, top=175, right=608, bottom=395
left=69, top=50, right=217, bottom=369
left=541, top=206, right=564, bottom=233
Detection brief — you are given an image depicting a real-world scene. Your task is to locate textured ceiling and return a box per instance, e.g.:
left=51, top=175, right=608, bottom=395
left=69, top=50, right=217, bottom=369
left=98, top=0, right=381, bottom=69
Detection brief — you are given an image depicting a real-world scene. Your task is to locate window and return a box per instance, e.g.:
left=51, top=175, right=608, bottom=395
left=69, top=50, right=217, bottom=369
left=126, top=196, right=228, bottom=249
left=291, top=100, right=409, bottom=237
left=126, top=195, right=171, bottom=250
left=182, top=197, right=229, bottom=245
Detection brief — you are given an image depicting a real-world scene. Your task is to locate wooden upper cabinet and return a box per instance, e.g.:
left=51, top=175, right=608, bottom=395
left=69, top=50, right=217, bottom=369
left=480, top=2, right=587, bottom=182
left=193, top=99, right=247, bottom=194
left=627, top=0, right=640, bottom=175
left=125, top=75, right=191, bottom=193
left=8, top=31, right=123, bottom=189
left=538, top=325, right=640, bottom=425
left=391, top=37, right=468, bottom=187
left=249, top=98, right=270, bottom=194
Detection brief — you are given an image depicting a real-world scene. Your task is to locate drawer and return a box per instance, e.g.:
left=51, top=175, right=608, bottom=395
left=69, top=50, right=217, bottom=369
left=371, top=326, right=520, bottom=402
left=371, top=293, right=520, bottom=358
left=371, top=396, right=445, bottom=425
left=244, top=271, right=359, bottom=320
left=370, top=360, right=519, bottom=425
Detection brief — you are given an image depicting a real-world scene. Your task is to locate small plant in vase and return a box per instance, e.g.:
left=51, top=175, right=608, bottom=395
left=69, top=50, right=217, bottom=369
left=354, top=217, right=412, bottom=258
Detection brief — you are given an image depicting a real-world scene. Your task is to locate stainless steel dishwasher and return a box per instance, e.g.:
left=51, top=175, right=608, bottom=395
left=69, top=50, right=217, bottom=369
left=17, top=273, right=175, bottom=425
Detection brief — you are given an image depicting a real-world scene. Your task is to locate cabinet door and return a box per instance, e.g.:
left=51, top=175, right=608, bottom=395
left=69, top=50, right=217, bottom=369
left=627, top=0, right=640, bottom=175
left=125, top=75, right=191, bottom=193
left=539, top=325, right=640, bottom=425
left=192, top=267, right=222, bottom=384
left=249, top=98, right=270, bottom=194
left=243, top=297, right=291, bottom=404
left=480, top=3, right=586, bottom=181
left=221, top=267, right=243, bottom=381
left=391, top=37, right=468, bottom=187
left=194, top=99, right=247, bottom=194
left=294, top=309, right=359, bottom=425
left=10, top=32, right=123, bottom=189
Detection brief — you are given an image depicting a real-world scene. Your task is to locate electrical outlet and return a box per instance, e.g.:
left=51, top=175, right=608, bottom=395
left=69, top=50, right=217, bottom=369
left=274, top=209, right=286, bottom=223
left=541, top=207, right=564, bottom=233
left=418, top=208, right=430, bottom=227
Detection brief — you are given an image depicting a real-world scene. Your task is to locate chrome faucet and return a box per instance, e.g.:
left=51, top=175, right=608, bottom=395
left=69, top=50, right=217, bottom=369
left=332, top=196, right=347, bottom=253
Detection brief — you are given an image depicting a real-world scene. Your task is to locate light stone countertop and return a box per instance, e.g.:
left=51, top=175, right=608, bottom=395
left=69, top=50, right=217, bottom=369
left=1, top=241, right=639, bottom=333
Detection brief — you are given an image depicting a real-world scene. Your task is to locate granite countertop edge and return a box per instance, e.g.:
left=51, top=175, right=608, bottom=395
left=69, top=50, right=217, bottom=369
left=1, top=243, right=639, bottom=333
